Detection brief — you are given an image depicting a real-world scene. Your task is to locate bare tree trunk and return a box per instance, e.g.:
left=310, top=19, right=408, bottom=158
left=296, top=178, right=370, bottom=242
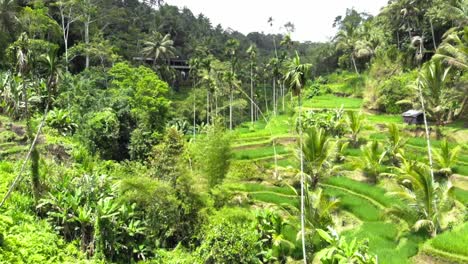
left=206, top=91, right=210, bottom=125
left=229, top=85, right=233, bottom=130
left=282, top=81, right=285, bottom=112
left=273, top=77, right=276, bottom=115
left=85, top=18, right=90, bottom=69
left=430, top=19, right=437, bottom=50
left=264, top=81, right=269, bottom=114
left=250, top=63, right=254, bottom=124
left=351, top=55, right=359, bottom=75
left=298, top=93, right=307, bottom=264
left=397, top=31, right=400, bottom=50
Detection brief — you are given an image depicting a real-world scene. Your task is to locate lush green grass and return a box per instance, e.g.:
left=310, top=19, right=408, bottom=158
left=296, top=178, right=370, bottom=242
left=453, top=187, right=468, bottom=205
left=232, top=145, right=290, bottom=160
left=425, top=222, right=468, bottom=259
left=323, top=187, right=382, bottom=221
left=225, top=182, right=296, bottom=196
left=365, top=114, right=402, bottom=124
left=248, top=192, right=298, bottom=208
left=235, top=115, right=293, bottom=139
left=302, top=95, right=363, bottom=109
left=324, top=177, right=398, bottom=208
left=343, top=222, right=424, bottom=264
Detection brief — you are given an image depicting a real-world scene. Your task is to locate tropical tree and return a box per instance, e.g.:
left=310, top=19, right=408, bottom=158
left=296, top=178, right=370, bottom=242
left=433, top=138, right=461, bottom=178
left=360, top=140, right=385, bottom=184
left=0, top=0, right=17, bottom=37
left=284, top=52, right=311, bottom=264
left=142, top=31, right=175, bottom=67
left=418, top=60, right=451, bottom=135
left=41, top=46, right=62, bottom=107
left=246, top=44, right=257, bottom=124
left=346, top=111, right=364, bottom=147
left=316, top=227, right=378, bottom=264
left=434, top=28, right=468, bottom=70
left=301, top=127, right=336, bottom=189
left=387, top=161, right=454, bottom=237
left=383, top=123, right=407, bottom=166
left=225, top=39, right=240, bottom=130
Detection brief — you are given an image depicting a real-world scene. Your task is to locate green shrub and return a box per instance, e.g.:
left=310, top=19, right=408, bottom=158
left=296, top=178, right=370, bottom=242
left=196, top=218, right=260, bottom=263
left=82, top=108, right=120, bottom=160
left=372, top=71, right=417, bottom=114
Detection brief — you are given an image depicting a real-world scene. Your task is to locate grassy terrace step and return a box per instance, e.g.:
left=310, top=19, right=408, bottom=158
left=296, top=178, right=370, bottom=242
left=0, top=142, right=17, bottom=149
left=324, top=177, right=399, bottom=208
left=224, top=183, right=298, bottom=207
left=322, top=186, right=382, bottom=221
left=232, top=145, right=291, bottom=160
left=0, top=145, right=28, bottom=157
left=453, top=187, right=468, bottom=205
left=421, top=222, right=468, bottom=262
left=302, top=95, right=363, bottom=109
left=343, top=222, right=424, bottom=264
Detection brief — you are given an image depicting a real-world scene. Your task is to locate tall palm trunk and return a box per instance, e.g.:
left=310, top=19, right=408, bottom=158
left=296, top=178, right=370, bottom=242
left=85, top=17, right=90, bottom=68
left=229, top=84, right=233, bottom=130
left=273, top=77, right=276, bottom=115
left=250, top=63, right=254, bottom=124
left=264, top=81, right=269, bottom=114
left=430, top=19, right=437, bottom=50
left=351, top=54, right=359, bottom=75
left=206, top=91, right=210, bottom=125
left=298, top=93, right=307, bottom=264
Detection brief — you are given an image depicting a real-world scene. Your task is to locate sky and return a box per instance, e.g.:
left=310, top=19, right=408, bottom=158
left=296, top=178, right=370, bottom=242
left=165, top=0, right=388, bottom=42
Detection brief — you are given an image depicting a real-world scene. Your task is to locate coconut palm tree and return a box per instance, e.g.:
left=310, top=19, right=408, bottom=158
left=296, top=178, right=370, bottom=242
left=284, top=52, right=311, bottom=264
left=434, top=28, right=468, bottom=70
left=387, top=161, right=454, bottom=237
left=0, top=0, right=17, bottom=37
left=418, top=60, right=451, bottom=135
left=142, top=32, right=175, bottom=67
left=334, top=24, right=373, bottom=75
left=360, top=140, right=385, bottom=184
left=383, top=123, right=407, bottom=166
left=346, top=111, right=364, bottom=147
left=246, top=44, right=257, bottom=124
left=433, top=138, right=461, bottom=178
left=301, top=127, right=336, bottom=189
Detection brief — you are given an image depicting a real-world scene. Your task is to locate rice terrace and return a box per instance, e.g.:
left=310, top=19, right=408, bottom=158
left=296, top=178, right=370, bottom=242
left=0, top=0, right=467, bottom=263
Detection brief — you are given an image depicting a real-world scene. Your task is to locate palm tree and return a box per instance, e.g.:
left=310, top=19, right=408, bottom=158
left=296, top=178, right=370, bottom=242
left=0, top=0, right=17, bottom=37
left=388, top=162, right=454, bottom=237
left=360, top=140, right=385, bottom=184
left=334, top=24, right=372, bottom=75
left=222, top=70, right=241, bottom=130
left=41, top=47, right=62, bottom=107
left=433, top=138, right=461, bottom=178
left=246, top=44, right=257, bottom=124
left=225, top=39, right=240, bottom=130
left=268, top=57, right=281, bottom=115
left=434, top=28, right=468, bottom=70
left=346, top=111, right=364, bottom=147
left=284, top=52, right=311, bottom=264
left=383, top=123, right=407, bottom=166
left=142, top=32, right=175, bottom=67
left=418, top=60, right=451, bottom=135
left=301, top=127, right=336, bottom=188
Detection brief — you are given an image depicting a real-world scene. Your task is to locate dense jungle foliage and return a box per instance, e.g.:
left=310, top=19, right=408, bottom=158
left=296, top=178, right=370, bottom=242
left=0, top=0, right=467, bottom=263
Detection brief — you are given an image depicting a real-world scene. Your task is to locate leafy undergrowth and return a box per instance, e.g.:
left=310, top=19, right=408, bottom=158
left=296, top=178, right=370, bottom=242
left=422, top=222, right=468, bottom=262
left=0, top=161, right=88, bottom=264
left=343, top=222, right=424, bottom=264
